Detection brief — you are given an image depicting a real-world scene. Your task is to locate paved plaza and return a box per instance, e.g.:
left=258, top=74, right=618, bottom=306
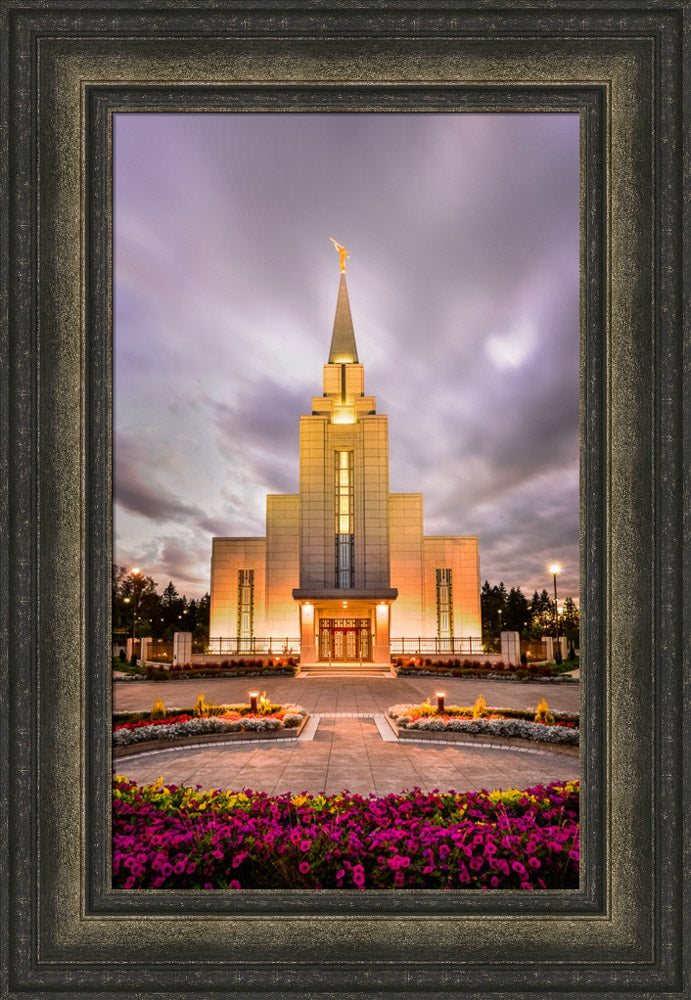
left=113, top=674, right=580, bottom=796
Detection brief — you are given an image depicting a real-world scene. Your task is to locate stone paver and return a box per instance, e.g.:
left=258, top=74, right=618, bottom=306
left=114, top=676, right=580, bottom=796
left=114, top=674, right=580, bottom=715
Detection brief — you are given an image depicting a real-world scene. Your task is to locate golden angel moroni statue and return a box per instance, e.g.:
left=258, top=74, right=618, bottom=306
left=329, top=237, right=349, bottom=273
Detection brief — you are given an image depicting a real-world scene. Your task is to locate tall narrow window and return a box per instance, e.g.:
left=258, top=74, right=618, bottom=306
left=335, top=450, right=354, bottom=588
left=436, top=568, right=453, bottom=641
left=237, top=569, right=254, bottom=641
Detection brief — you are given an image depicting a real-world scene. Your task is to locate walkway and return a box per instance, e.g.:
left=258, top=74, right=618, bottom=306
left=114, top=675, right=580, bottom=795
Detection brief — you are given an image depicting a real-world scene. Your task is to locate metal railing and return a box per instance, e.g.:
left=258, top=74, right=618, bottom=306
left=206, top=637, right=300, bottom=656
left=390, top=637, right=487, bottom=656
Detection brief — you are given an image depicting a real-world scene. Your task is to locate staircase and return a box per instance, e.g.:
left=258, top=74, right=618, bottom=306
left=299, top=661, right=394, bottom=677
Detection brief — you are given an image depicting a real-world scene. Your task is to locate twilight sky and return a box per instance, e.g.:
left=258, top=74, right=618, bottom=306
left=114, top=112, right=580, bottom=603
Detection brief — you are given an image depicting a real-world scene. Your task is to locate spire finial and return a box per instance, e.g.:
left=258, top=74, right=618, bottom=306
left=329, top=237, right=349, bottom=273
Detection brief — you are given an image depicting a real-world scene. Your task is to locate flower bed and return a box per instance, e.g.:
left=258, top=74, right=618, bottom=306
left=113, top=698, right=308, bottom=748
left=113, top=777, right=579, bottom=890
left=394, top=658, right=577, bottom=682
left=387, top=700, right=579, bottom=747
left=143, top=658, right=298, bottom=680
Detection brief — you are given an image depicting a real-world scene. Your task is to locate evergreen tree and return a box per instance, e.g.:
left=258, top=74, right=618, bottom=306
left=560, top=596, right=580, bottom=645
left=528, top=588, right=555, bottom=637
left=505, top=586, right=530, bottom=634
left=480, top=580, right=509, bottom=640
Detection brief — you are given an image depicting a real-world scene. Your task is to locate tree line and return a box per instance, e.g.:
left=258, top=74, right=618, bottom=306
left=481, top=580, right=579, bottom=644
left=112, top=566, right=579, bottom=648
left=113, top=566, right=209, bottom=641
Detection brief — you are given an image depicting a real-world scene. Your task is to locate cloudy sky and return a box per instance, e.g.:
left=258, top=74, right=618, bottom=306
left=114, top=112, right=580, bottom=603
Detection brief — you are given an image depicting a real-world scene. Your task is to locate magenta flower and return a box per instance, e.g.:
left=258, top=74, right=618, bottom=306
left=112, top=778, right=579, bottom=891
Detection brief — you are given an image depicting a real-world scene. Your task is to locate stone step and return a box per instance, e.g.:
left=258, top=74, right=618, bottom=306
left=301, top=673, right=393, bottom=678
left=299, top=663, right=393, bottom=677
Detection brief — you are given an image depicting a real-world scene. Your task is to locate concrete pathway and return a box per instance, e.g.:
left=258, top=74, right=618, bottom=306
left=114, top=673, right=580, bottom=715
left=114, top=675, right=579, bottom=796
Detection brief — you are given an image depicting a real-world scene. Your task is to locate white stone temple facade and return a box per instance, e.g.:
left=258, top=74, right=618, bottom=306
left=209, top=249, right=482, bottom=666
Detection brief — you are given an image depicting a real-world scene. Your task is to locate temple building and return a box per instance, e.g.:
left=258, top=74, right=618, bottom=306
left=209, top=243, right=482, bottom=667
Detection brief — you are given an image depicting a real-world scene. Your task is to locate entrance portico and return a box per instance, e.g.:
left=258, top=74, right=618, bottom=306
left=294, top=590, right=397, bottom=666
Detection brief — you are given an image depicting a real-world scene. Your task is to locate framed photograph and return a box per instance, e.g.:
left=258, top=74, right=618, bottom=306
left=2, top=3, right=687, bottom=998
left=111, top=109, right=581, bottom=811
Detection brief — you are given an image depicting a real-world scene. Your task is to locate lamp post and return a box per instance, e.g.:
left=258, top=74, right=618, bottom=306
left=549, top=563, right=561, bottom=660
left=130, top=567, right=142, bottom=660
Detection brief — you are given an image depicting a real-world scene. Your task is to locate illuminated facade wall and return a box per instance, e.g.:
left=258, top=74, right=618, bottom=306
left=209, top=264, right=482, bottom=661
left=209, top=538, right=266, bottom=640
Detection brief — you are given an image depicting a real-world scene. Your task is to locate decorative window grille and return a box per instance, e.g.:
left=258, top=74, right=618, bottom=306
left=237, top=569, right=254, bottom=638
left=334, top=450, right=354, bottom=588
left=436, top=568, right=453, bottom=639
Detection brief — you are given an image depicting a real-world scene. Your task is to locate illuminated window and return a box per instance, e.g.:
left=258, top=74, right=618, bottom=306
left=436, top=568, right=453, bottom=639
left=237, top=569, right=254, bottom=639
left=335, top=450, right=354, bottom=588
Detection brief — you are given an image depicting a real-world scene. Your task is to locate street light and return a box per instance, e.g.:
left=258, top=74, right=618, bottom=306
left=130, top=567, right=142, bottom=659
left=549, top=563, right=561, bottom=660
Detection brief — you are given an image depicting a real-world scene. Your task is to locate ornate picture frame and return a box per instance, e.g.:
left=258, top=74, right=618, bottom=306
left=1, top=3, right=687, bottom=997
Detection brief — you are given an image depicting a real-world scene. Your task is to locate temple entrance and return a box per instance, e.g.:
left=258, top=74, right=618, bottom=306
left=318, top=618, right=372, bottom=662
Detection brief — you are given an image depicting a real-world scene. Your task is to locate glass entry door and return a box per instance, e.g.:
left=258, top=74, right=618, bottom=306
left=319, top=618, right=372, bottom=662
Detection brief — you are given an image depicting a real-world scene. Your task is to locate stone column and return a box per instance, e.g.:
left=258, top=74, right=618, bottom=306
left=140, top=637, right=152, bottom=664
left=500, top=631, right=520, bottom=665
left=173, top=631, right=192, bottom=666
left=299, top=604, right=316, bottom=664
left=373, top=603, right=391, bottom=663
left=542, top=636, right=554, bottom=661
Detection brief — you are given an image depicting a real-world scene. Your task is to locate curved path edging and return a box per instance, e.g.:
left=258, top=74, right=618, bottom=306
left=113, top=712, right=577, bottom=761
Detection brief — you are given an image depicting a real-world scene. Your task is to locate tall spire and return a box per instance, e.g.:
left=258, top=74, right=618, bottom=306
left=328, top=240, right=359, bottom=364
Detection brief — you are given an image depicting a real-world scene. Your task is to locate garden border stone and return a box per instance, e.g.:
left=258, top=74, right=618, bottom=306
left=384, top=714, right=579, bottom=756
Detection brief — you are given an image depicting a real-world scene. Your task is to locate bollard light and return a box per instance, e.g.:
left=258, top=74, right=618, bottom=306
left=435, top=691, right=446, bottom=714
left=249, top=691, right=259, bottom=714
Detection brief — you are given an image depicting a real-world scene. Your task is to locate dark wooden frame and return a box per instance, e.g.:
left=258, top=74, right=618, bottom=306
left=1, top=3, right=687, bottom=997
